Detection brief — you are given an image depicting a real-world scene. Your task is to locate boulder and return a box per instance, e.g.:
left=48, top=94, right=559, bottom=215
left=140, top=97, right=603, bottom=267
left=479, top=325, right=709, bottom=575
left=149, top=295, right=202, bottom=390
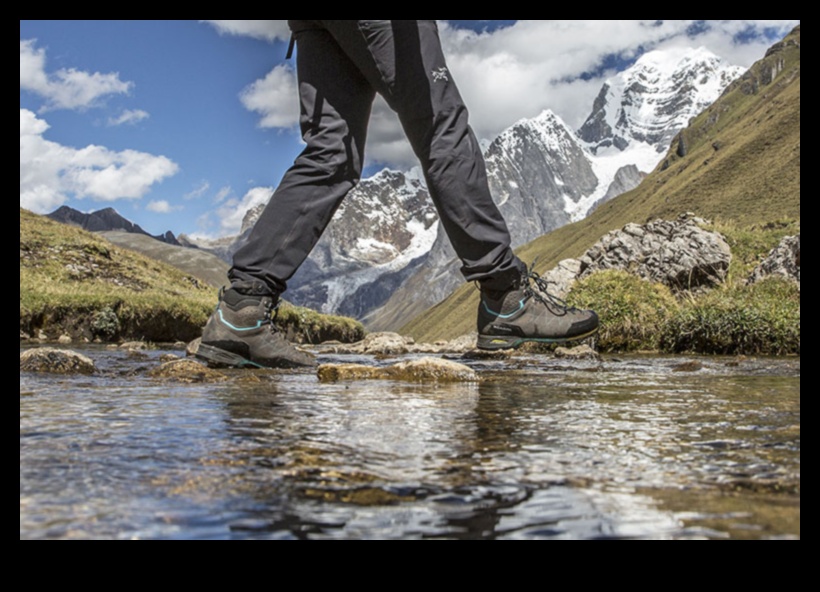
left=540, top=258, right=583, bottom=300
left=577, top=213, right=731, bottom=292
left=445, top=333, right=478, bottom=353
left=747, top=234, right=800, bottom=289
left=357, top=332, right=414, bottom=354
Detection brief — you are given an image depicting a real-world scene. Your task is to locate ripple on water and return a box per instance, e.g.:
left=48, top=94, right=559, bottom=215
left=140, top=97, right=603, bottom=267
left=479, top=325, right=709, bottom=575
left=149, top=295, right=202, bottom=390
left=20, top=347, right=799, bottom=539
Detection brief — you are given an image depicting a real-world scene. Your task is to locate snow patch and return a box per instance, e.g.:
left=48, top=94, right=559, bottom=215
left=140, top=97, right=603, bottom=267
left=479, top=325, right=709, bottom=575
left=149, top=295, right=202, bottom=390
left=319, top=217, right=439, bottom=314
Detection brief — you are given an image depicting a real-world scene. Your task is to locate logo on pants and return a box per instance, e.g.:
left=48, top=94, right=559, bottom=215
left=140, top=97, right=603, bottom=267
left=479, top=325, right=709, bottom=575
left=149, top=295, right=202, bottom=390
left=431, top=67, right=449, bottom=82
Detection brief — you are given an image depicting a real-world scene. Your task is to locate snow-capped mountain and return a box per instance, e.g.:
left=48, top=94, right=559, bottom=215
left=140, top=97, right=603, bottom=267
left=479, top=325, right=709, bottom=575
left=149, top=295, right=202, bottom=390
left=579, top=47, right=745, bottom=154
left=284, top=168, right=438, bottom=316
left=229, top=46, right=744, bottom=324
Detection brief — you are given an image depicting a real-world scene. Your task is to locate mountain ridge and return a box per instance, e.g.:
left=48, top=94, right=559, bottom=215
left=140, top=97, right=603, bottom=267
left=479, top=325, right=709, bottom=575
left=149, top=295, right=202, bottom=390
left=47, top=205, right=181, bottom=246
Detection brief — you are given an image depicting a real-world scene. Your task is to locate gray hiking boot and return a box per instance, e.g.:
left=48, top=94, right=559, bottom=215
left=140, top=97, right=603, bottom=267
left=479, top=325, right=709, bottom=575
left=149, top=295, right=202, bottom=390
left=195, top=284, right=316, bottom=369
left=477, top=268, right=599, bottom=350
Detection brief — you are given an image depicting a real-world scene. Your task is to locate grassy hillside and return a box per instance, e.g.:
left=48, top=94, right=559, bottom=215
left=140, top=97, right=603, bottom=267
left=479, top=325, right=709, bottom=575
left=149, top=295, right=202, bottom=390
left=403, top=26, right=800, bottom=351
left=20, top=208, right=364, bottom=344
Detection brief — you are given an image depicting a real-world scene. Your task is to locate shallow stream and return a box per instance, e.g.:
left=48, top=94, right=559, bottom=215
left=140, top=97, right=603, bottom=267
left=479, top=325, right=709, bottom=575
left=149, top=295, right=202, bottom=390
left=20, top=345, right=800, bottom=539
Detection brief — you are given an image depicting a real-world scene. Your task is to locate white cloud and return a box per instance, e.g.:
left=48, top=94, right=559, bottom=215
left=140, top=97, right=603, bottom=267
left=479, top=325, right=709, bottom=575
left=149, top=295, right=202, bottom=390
left=108, top=109, right=149, bottom=126
left=183, top=181, right=210, bottom=201
left=213, top=186, right=232, bottom=204
left=189, top=185, right=273, bottom=239
left=146, top=200, right=179, bottom=213
left=208, top=186, right=272, bottom=237
left=20, top=39, right=133, bottom=111
left=20, top=109, right=179, bottom=213
left=239, top=64, right=299, bottom=129
left=203, top=20, right=290, bottom=42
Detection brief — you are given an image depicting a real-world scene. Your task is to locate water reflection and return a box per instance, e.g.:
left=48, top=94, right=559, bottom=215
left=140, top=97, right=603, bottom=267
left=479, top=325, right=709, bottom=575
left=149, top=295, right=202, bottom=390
left=20, top=347, right=799, bottom=539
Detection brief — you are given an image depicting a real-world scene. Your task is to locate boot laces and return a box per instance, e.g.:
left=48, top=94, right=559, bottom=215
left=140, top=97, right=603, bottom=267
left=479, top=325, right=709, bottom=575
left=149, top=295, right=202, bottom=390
left=523, top=267, right=579, bottom=316
left=261, top=299, right=281, bottom=329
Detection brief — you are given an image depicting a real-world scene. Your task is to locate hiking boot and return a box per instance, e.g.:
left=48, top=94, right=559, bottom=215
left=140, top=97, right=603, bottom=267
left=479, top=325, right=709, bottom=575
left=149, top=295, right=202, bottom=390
left=477, top=268, right=599, bottom=350
left=195, top=284, right=316, bottom=369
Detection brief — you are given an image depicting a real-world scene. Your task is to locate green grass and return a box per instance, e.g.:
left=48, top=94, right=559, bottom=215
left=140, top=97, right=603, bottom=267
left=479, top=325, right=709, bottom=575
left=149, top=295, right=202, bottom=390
left=567, top=271, right=679, bottom=352
left=660, top=278, right=800, bottom=355
left=20, top=208, right=364, bottom=344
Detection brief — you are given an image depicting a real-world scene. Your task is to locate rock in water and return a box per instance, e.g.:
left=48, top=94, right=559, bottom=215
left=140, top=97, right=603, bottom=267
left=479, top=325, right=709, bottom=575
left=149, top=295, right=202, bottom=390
left=554, top=344, right=601, bottom=360
left=147, top=359, right=228, bottom=383
left=318, top=356, right=478, bottom=383
left=20, top=347, right=97, bottom=374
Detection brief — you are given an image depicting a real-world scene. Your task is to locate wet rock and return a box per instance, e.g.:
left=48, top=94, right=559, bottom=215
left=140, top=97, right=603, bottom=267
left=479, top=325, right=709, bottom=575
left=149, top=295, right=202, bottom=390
left=147, top=358, right=228, bottom=383
left=120, top=341, right=148, bottom=351
left=554, top=344, right=601, bottom=360
left=459, top=348, right=514, bottom=360
left=186, top=337, right=201, bottom=357
left=314, top=332, right=478, bottom=356
left=747, top=234, right=800, bottom=289
left=672, top=360, right=704, bottom=372
left=315, top=332, right=413, bottom=355
left=387, top=358, right=478, bottom=382
left=20, top=347, right=96, bottom=375
left=57, top=334, right=72, bottom=344
left=318, top=356, right=478, bottom=383
left=446, top=333, right=478, bottom=353
left=358, top=332, right=414, bottom=354
left=317, top=364, right=384, bottom=381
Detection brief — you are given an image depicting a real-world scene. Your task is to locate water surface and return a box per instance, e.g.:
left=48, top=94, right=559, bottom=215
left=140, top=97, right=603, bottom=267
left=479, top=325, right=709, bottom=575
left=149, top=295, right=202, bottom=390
left=20, top=346, right=800, bottom=539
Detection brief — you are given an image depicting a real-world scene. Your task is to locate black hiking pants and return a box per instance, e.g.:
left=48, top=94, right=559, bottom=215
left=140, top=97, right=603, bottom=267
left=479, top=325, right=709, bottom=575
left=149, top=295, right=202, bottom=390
left=230, top=20, right=524, bottom=296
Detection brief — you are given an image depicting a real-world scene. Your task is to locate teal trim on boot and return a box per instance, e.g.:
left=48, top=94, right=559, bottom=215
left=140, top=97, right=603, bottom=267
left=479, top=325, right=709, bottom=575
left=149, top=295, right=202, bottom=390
left=196, top=287, right=316, bottom=369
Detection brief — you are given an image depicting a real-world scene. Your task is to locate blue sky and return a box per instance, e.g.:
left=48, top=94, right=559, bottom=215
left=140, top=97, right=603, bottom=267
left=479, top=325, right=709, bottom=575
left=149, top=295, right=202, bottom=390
left=20, top=20, right=799, bottom=239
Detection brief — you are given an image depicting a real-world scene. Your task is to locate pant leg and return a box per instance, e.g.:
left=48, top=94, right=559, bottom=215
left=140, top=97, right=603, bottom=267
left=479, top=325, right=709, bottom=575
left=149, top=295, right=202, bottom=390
left=321, top=20, right=525, bottom=290
left=229, top=26, right=376, bottom=294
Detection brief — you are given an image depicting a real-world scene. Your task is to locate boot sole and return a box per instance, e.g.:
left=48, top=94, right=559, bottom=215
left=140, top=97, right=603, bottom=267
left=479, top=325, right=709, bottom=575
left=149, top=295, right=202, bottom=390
left=477, top=328, right=598, bottom=350
left=195, top=343, right=265, bottom=368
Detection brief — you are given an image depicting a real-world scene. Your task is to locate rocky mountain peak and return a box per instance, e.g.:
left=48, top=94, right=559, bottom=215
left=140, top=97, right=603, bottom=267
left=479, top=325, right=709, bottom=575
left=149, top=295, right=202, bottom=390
left=47, top=205, right=180, bottom=246
left=578, top=46, right=744, bottom=153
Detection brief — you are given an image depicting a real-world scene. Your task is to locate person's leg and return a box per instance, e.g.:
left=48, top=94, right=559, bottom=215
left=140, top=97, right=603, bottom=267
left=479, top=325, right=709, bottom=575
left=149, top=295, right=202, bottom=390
left=321, top=20, right=525, bottom=291
left=229, top=25, right=376, bottom=296
left=197, top=25, right=375, bottom=368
